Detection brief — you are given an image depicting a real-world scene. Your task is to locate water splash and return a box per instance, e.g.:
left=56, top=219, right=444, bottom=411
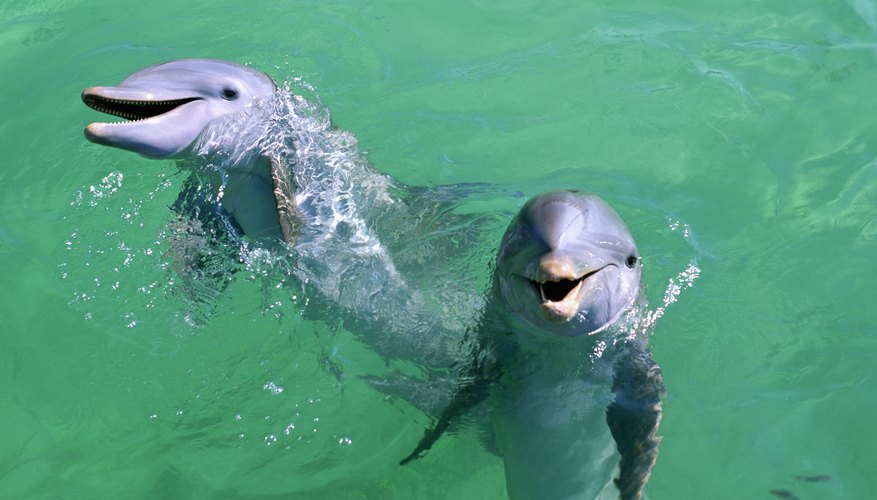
left=612, top=217, right=701, bottom=350
left=62, top=169, right=178, bottom=327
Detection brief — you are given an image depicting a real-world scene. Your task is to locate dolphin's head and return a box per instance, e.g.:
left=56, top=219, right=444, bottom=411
left=82, top=59, right=276, bottom=158
left=495, top=190, right=642, bottom=337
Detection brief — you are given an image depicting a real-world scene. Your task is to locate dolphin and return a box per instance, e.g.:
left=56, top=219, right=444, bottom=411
left=80, top=58, right=495, bottom=366
left=82, top=58, right=292, bottom=241
left=402, top=191, right=665, bottom=500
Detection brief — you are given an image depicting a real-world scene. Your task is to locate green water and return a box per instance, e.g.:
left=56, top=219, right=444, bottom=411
left=2, top=0, right=876, bottom=498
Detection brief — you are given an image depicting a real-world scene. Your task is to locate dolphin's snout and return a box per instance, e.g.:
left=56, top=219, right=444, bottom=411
left=539, top=255, right=578, bottom=280
left=81, top=87, right=99, bottom=102
left=83, top=123, right=104, bottom=144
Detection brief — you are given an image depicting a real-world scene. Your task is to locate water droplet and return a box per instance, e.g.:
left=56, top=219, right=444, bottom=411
left=264, top=381, right=284, bottom=395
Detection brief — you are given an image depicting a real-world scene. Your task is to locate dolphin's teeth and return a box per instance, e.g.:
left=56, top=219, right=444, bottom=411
left=83, top=95, right=202, bottom=122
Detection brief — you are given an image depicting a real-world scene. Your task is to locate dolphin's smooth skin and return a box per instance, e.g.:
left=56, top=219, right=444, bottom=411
left=403, top=191, right=664, bottom=500
left=494, top=191, right=643, bottom=337
left=83, top=59, right=276, bottom=158
left=82, top=59, right=287, bottom=240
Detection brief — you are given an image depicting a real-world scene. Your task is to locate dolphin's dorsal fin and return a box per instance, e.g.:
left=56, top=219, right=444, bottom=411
left=606, top=345, right=665, bottom=500
left=268, top=155, right=301, bottom=244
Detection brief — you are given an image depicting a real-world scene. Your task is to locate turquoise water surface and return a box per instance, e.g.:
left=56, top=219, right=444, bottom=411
left=2, top=1, right=876, bottom=498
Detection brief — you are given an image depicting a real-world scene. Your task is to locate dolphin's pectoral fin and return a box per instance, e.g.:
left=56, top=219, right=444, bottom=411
left=399, top=373, right=494, bottom=465
left=398, top=351, right=499, bottom=465
left=363, top=372, right=454, bottom=417
left=475, top=417, right=500, bottom=457
left=268, top=156, right=301, bottom=245
left=318, top=348, right=347, bottom=383
left=606, top=346, right=666, bottom=500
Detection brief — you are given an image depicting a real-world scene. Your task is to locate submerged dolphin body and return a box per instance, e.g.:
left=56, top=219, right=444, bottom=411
left=403, top=191, right=664, bottom=500
left=81, top=58, right=493, bottom=366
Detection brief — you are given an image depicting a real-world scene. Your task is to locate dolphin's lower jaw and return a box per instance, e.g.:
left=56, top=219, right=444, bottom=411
left=81, top=89, right=207, bottom=155
left=81, top=92, right=214, bottom=158
left=82, top=119, right=194, bottom=158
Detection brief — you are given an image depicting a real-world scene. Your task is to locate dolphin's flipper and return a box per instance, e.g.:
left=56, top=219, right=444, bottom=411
left=399, top=370, right=495, bottom=465
left=363, top=372, right=456, bottom=417
left=398, top=333, right=501, bottom=466
left=606, top=346, right=665, bottom=500
left=268, top=155, right=301, bottom=245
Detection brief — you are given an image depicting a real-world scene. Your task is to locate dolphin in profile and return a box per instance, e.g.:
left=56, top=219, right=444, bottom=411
left=402, top=191, right=665, bottom=500
left=83, top=59, right=275, bottom=159
left=82, top=59, right=294, bottom=241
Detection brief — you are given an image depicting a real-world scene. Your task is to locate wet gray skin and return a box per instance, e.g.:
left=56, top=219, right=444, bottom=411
left=83, top=59, right=276, bottom=158
left=403, top=191, right=664, bottom=500
left=82, top=59, right=285, bottom=240
left=494, top=190, right=642, bottom=338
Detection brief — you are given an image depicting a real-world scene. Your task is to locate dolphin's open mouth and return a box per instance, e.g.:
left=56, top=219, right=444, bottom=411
left=531, top=268, right=600, bottom=303
left=537, top=278, right=581, bottom=302
left=82, top=94, right=202, bottom=122
left=526, top=267, right=607, bottom=322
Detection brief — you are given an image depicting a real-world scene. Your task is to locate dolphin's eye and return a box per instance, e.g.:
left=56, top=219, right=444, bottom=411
left=625, top=255, right=639, bottom=269
left=221, top=88, right=239, bottom=100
